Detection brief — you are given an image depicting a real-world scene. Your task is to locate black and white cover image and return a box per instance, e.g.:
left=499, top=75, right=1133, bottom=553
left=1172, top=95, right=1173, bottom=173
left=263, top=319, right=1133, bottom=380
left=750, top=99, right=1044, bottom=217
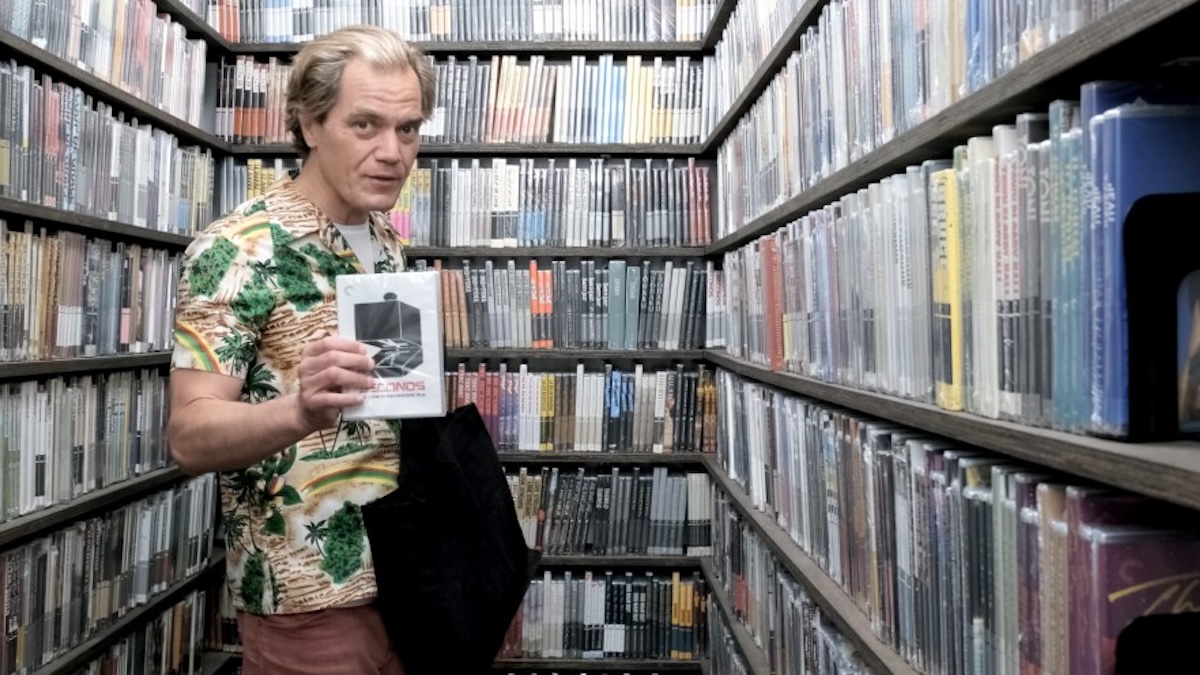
left=336, top=271, right=445, bottom=419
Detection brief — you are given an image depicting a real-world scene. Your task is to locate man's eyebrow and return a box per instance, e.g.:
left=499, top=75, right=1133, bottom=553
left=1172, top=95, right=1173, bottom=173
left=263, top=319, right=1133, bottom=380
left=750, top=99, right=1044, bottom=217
left=348, top=111, right=422, bottom=127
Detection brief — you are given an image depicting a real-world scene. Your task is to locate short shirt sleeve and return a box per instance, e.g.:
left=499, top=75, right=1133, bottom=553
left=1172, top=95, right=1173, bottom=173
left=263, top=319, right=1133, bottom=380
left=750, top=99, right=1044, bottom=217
left=171, top=229, right=277, bottom=379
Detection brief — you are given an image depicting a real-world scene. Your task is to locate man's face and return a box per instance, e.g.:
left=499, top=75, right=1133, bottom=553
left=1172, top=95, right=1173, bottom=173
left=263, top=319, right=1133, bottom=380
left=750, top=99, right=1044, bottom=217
left=301, top=58, right=423, bottom=224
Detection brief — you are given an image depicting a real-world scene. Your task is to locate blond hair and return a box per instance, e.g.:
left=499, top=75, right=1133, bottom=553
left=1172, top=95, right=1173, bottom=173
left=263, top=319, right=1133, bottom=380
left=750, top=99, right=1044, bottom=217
left=286, top=25, right=436, bottom=158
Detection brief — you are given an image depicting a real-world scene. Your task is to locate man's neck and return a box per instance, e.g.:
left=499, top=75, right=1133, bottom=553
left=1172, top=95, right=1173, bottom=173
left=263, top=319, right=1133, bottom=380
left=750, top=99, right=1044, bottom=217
left=293, top=162, right=366, bottom=224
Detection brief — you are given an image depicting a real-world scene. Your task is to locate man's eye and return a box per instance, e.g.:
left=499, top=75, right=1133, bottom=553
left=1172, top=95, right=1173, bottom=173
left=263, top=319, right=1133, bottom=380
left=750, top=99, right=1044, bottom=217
left=354, top=120, right=372, bottom=130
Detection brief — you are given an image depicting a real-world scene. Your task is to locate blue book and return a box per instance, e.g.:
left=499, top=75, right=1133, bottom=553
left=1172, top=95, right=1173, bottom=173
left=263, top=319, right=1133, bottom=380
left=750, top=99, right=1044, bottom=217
left=966, top=0, right=993, bottom=94
left=533, top=164, right=548, bottom=246
left=1046, top=99, right=1079, bottom=431
left=624, top=264, right=641, bottom=350
left=608, top=260, right=627, bottom=349
left=1096, top=103, right=1200, bottom=435
left=1079, top=82, right=1200, bottom=433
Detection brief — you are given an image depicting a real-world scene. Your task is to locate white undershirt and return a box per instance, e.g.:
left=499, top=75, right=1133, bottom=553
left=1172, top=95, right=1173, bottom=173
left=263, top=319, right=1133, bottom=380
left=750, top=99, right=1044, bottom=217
left=334, top=222, right=375, bottom=269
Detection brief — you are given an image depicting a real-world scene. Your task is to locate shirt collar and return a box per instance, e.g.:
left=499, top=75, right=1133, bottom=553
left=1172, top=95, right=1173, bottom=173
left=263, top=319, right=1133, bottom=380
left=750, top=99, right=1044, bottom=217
left=268, top=170, right=407, bottom=273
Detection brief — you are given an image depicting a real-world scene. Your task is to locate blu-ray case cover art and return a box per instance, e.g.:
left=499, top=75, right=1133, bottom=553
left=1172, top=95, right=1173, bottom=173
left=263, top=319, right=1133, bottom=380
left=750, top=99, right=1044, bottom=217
left=336, top=271, right=445, bottom=419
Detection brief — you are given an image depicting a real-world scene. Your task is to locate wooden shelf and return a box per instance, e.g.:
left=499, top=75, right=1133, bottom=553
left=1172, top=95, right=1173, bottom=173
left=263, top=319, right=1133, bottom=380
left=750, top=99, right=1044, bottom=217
left=406, top=245, right=706, bottom=259
left=493, top=658, right=703, bottom=671
left=221, top=143, right=296, bottom=156
left=705, top=350, right=1200, bottom=513
left=540, top=555, right=701, bottom=569
left=229, top=142, right=706, bottom=157
left=236, top=40, right=711, bottom=58
left=446, top=348, right=705, bottom=363
left=0, top=197, right=195, bottom=249
left=497, top=451, right=710, bottom=466
left=158, top=0, right=739, bottom=58
left=699, top=559, right=771, bottom=675
left=706, top=0, right=1200, bottom=254
left=700, top=0, right=821, bottom=154
left=31, top=553, right=226, bottom=675
left=0, top=467, right=185, bottom=548
left=413, top=142, right=707, bottom=158
left=0, top=29, right=221, bottom=151
left=701, top=0, right=739, bottom=50
left=0, top=352, right=173, bottom=382
left=154, top=0, right=231, bottom=52
left=704, top=455, right=919, bottom=675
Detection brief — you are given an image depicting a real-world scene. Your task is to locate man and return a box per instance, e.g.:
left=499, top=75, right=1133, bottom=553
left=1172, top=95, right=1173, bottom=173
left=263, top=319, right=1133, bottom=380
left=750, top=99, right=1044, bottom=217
left=167, top=25, right=435, bottom=675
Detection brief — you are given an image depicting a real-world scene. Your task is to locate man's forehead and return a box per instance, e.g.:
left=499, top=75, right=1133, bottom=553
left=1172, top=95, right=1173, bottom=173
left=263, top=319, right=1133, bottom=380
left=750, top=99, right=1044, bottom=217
left=346, top=104, right=422, bottom=122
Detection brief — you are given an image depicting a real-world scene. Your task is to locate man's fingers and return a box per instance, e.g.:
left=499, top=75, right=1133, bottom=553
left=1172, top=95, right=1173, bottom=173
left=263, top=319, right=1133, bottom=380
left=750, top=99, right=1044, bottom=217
left=303, top=335, right=367, bottom=359
left=304, top=390, right=367, bottom=410
left=296, top=338, right=375, bottom=424
left=303, top=346, right=375, bottom=375
left=300, top=366, right=376, bottom=396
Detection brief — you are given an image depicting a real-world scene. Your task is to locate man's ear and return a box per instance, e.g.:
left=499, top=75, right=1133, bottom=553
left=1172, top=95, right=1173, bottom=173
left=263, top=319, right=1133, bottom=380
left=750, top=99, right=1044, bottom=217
left=300, top=114, right=320, bottom=151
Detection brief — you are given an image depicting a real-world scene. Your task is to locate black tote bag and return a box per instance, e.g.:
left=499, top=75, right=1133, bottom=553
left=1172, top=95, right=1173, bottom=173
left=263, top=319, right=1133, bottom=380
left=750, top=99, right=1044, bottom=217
left=361, top=403, right=540, bottom=675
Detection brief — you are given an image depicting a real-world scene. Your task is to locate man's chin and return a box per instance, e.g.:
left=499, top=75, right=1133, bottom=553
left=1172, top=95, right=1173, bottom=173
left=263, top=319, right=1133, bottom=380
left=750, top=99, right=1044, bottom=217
left=360, top=193, right=403, bottom=213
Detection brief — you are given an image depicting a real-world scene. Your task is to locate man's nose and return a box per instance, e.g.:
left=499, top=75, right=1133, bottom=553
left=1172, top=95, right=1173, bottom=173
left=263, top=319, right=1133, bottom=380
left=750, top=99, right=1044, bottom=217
left=376, top=132, right=403, bottom=162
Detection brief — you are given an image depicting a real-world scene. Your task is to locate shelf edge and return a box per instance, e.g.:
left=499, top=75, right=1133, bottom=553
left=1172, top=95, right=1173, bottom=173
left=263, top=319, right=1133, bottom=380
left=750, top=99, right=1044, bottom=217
left=0, top=30, right=224, bottom=150
left=0, top=352, right=174, bottom=381
left=31, top=552, right=227, bottom=675
left=705, top=0, right=1200, bottom=254
left=496, top=451, right=710, bottom=465
left=0, top=466, right=186, bottom=548
left=703, top=455, right=920, bottom=675
left=698, top=558, right=772, bottom=675
left=700, top=0, right=826, bottom=154
left=0, top=197, right=195, bottom=248
left=704, top=349, right=1200, bottom=512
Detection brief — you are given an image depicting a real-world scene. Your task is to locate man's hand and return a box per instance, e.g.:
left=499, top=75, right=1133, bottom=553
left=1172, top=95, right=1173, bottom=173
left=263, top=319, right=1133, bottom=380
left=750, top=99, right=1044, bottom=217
left=168, top=336, right=376, bottom=475
left=295, top=336, right=377, bottom=432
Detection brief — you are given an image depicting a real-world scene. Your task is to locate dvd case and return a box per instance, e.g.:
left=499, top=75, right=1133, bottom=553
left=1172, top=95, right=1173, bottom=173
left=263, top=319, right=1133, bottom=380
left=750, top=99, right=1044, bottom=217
left=336, top=271, right=445, bottom=419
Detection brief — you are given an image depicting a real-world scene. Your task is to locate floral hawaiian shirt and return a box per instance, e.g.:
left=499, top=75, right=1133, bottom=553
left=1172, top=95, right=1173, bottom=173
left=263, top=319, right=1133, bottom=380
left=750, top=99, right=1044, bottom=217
left=171, top=173, right=407, bottom=615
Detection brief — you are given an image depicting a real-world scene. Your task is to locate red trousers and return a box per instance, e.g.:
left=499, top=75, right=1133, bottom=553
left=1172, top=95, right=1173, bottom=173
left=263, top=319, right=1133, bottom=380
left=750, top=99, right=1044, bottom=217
left=237, top=604, right=405, bottom=675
